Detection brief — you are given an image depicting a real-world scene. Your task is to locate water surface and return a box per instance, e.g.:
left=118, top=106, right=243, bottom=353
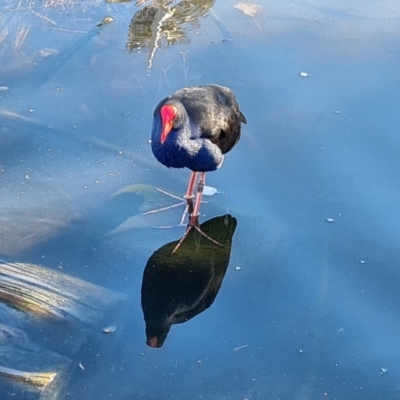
left=1, top=0, right=400, bottom=398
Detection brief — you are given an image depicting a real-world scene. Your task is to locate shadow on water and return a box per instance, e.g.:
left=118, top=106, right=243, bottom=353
left=142, top=214, right=236, bottom=347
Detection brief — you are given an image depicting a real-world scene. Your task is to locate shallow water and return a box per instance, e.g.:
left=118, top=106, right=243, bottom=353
left=1, top=0, right=400, bottom=398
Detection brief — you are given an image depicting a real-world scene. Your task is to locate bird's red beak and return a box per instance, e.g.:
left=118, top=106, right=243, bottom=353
left=147, top=336, right=161, bottom=348
left=160, top=105, right=177, bottom=144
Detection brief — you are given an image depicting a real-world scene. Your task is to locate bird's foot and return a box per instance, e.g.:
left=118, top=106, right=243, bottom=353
left=171, top=215, right=225, bottom=255
left=141, top=188, right=185, bottom=216
left=141, top=188, right=207, bottom=225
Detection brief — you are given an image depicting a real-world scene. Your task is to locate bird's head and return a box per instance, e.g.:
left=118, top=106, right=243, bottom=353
left=145, top=325, right=170, bottom=348
left=160, top=104, right=178, bottom=144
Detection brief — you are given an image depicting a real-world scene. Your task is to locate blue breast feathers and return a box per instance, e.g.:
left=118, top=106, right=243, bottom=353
left=151, top=117, right=223, bottom=172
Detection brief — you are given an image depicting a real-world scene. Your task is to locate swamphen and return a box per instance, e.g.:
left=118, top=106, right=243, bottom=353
left=151, top=84, right=246, bottom=253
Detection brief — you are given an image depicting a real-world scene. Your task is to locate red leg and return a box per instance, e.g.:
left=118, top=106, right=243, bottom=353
left=179, top=171, right=198, bottom=225
left=192, top=171, right=205, bottom=217
left=184, top=171, right=198, bottom=215
left=179, top=171, right=203, bottom=224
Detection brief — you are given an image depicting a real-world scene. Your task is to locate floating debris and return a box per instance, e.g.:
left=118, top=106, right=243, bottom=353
left=0, top=86, right=8, bottom=91
left=234, top=266, right=241, bottom=271
left=233, top=344, right=248, bottom=352
left=379, top=367, right=387, bottom=376
left=335, top=110, right=341, bottom=114
left=78, top=362, right=84, bottom=371
left=39, top=48, right=59, bottom=58
left=203, top=186, right=218, bottom=196
left=102, top=325, right=117, bottom=334
left=97, top=17, right=115, bottom=27
left=234, top=2, right=262, bottom=17
left=299, top=72, right=309, bottom=77
left=326, top=218, right=334, bottom=223
left=234, top=2, right=263, bottom=30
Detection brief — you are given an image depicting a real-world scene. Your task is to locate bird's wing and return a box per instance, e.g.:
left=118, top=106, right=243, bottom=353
left=174, top=85, right=246, bottom=154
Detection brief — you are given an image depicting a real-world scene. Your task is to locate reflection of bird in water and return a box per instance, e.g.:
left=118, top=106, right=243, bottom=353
left=151, top=84, right=246, bottom=253
left=127, top=0, right=215, bottom=68
left=141, top=214, right=237, bottom=348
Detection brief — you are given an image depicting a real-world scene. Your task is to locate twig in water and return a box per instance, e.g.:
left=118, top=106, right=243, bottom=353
left=180, top=50, right=189, bottom=85
left=233, top=344, right=248, bottom=352
left=14, top=28, right=29, bottom=50
left=162, top=64, right=172, bottom=88
left=136, top=77, right=146, bottom=95
left=28, top=5, right=57, bottom=26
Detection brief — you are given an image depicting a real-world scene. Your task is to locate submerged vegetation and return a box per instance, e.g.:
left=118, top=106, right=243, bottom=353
left=0, top=0, right=105, bottom=72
